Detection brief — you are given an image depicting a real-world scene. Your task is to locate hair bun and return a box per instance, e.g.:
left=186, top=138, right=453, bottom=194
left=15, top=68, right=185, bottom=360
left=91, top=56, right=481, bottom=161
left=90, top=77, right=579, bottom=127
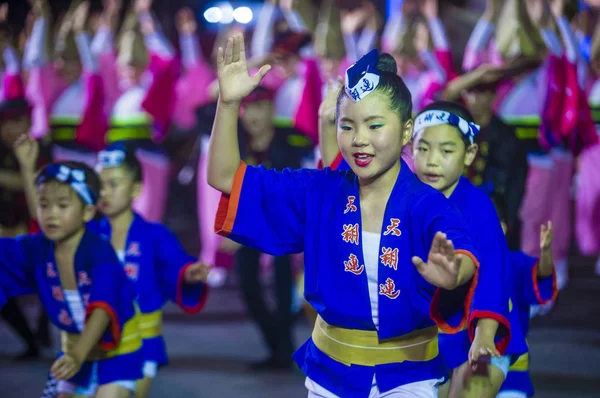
left=377, top=53, right=397, bottom=75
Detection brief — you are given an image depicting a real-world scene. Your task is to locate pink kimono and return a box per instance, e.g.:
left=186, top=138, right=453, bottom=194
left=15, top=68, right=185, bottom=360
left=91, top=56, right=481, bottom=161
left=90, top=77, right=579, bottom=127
left=93, top=21, right=178, bottom=223
left=24, top=17, right=107, bottom=167
left=405, top=18, right=455, bottom=113
left=574, top=75, right=600, bottom=256
left=1, top=46, right=25, bottom=101
left=497, top=21, right=579, bottom=289
left=172, top=33, right=215, bottom=130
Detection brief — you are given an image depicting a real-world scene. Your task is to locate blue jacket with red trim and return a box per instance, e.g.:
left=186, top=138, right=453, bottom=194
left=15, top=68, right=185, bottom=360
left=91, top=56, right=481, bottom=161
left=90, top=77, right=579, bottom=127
left=89, top=212, right=208, bottom=367
left=0, top=229, right=144, bottom=386
left=213, top=160, right=480, bottom=397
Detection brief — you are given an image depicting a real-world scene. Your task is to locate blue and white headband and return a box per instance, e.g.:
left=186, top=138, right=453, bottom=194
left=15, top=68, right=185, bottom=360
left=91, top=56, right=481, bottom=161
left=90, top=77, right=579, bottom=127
left=345, top=49, right=381, bottom=102
left=37, top=164, right=96, bottom=205
left=98, top=149, right=126, bottom=168
left=413, top=110, right=481, bottom=144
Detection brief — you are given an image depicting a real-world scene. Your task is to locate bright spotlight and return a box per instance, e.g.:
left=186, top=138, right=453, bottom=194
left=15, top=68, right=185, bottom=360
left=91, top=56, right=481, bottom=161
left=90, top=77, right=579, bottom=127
left=203, top=7, right=222, bottom=23
left=219, top=3, right=234, bottom=24
left=233, top=7, right=253, bottom=24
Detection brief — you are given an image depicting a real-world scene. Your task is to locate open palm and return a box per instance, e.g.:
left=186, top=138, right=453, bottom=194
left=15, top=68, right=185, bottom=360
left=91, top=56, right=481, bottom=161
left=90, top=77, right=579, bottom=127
left=217, top=33, right=271, bottom=105
left=412, top=232, right=462, bottom=290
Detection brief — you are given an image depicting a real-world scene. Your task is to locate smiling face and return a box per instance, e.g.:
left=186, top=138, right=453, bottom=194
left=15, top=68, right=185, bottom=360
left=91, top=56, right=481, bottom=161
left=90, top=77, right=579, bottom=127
left=336, top=92, right=413, bottom=184
left=412, top=124, right=478, bottom=197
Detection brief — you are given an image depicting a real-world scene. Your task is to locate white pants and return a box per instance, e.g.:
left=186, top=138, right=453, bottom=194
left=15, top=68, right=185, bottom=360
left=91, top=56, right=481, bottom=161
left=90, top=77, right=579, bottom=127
left=306, top=376, right=441, bottom=398
left=496, top=391, right=528, bottom=398
left=142, top=361, right=158, bottom=378
left=56, top=362, right=136, bottom=396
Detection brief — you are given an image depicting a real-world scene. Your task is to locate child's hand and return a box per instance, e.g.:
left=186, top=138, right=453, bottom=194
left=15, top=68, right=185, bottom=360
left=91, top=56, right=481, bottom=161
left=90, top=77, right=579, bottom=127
left=469, top=326, right=500, bottom=365
left=184, top=262, right=212, bottom=283
left=176, top=8, right=197, bottom=35
left=412, top=232, right=463, bottom=290
left=72, top=1, right=90, bottom=33
left=13, top=134, right=39, bottom=172
left=540, top=221, right=553, bottom=251
left=217, top=34, right=271, bottom=105
left=319, top=77, right=343, bottom=125
left=51, top=353, right=83, bottom=380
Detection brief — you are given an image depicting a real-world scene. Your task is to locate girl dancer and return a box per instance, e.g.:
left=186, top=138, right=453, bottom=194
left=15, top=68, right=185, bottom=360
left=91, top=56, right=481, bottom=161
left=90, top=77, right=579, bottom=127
left=208, top=35, right=494, bottom=398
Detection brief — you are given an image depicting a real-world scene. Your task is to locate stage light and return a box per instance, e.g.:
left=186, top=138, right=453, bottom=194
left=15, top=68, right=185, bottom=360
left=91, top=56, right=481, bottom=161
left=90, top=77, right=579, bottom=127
left=203, top=7, right=222, bottom=23
left=233, top=7, right=253, bottom=24
left=219, top=3, right=234, bottom=24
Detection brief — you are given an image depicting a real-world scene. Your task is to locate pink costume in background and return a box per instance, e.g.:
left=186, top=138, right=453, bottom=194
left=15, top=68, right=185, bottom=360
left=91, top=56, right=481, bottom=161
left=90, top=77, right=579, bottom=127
left=388, top=16, right=454, bottom=114
left=462, top=15, right=503, bottom=72
left=1, top=46, right=25, bottom=101
left=95, top=15, right=178, bottom=223
left=24, top=16, right=106, bottom=168
left=250, top=2, right=322, bottom=144
left=172, top=33, right=214, bottom=131
left=495, top=21, right=577, bottom=289
left=574, top=66, right=600, bottom=258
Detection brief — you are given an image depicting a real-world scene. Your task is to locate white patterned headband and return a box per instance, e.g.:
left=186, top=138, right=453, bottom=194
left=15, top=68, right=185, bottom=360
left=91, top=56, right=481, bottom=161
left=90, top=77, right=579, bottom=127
left=345, top=49, right=381, bottom=102
left=413, top=110, right=481, bottom=144
left=97, top=149, right=126, bottom=168
left=36, top=164, right=95, bottom=205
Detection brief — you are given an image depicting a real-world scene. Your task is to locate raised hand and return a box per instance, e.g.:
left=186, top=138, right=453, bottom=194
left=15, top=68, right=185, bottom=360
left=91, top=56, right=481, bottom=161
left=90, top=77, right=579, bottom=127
left=176, top=8, right=197, bottom=35
left=540, top=221, right=553, bottom=251
left=0, top=3, right=8, bottom=22
left=413, top=22, right=431, bottom=53
left=216, top=34, right=271, bottom=105
left=319, top=77, right=343, bottom=125
left=184, top=262, right=212, bottom=283
left=13, top=134, right=39, bottom=172
left=421, top=0, right=438, bottom=19
left=134, top=0, right=152, bottom=14
left=73, top=1, right=90, bottom=33
left=412, top=232, right=462, bottom=290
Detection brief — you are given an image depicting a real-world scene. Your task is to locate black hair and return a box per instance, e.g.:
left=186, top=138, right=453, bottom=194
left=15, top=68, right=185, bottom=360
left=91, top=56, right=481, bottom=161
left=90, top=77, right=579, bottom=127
left=336, top=53, right=413, bottom=124
left=36, top=161, right=101, bottom=206
left=117, top=144, right=143, bottom=183
left=418, top=100, right=477, bottom=147
left=102, top=143, right=143, bottom=183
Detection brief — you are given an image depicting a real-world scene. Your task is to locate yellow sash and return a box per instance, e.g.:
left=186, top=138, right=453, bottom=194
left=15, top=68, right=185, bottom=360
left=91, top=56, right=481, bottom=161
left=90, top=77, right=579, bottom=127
left=509, top=352, right=529, bottom=372
left=139, top=310, right=163, bottom=339
left=312, top=315, right=438, bottom=367
left=61, top=314, right=142, bottom=361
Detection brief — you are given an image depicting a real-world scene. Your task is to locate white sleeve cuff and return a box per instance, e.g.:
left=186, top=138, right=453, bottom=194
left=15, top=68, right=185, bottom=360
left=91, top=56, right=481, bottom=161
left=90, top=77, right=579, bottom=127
left=428, top=18, right=449, bottom=51
left=3, top=46, right=21, bottom=74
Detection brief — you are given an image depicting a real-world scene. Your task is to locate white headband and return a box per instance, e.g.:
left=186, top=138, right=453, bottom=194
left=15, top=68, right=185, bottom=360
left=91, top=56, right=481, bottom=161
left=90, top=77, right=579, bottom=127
left=98, top=149, right=126, bottom=168
left=413, top=110, right=481, bottom=144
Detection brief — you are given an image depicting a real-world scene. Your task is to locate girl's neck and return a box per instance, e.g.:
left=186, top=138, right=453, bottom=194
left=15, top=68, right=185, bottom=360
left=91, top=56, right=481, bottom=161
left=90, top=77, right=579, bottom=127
left=358, top=160, right=401, bottom=200
left=54, top=227, right=86, bottom=256
left=109, top=208, right=134, bottom=231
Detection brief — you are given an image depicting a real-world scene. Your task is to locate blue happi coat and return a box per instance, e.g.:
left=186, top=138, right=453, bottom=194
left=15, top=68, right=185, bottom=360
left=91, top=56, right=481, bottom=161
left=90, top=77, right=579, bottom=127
left=214, top=160, right=480, bottom=397
left=500, top=250, right=557, bottom=396
left=89, top=213, right=208, bottom=367
left=0, top=229, right=144, bottom=386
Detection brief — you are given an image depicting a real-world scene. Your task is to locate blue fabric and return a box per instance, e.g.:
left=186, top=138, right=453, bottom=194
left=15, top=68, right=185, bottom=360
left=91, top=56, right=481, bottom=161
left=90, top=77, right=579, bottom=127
left=217, top=161, right=478, bottom=397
